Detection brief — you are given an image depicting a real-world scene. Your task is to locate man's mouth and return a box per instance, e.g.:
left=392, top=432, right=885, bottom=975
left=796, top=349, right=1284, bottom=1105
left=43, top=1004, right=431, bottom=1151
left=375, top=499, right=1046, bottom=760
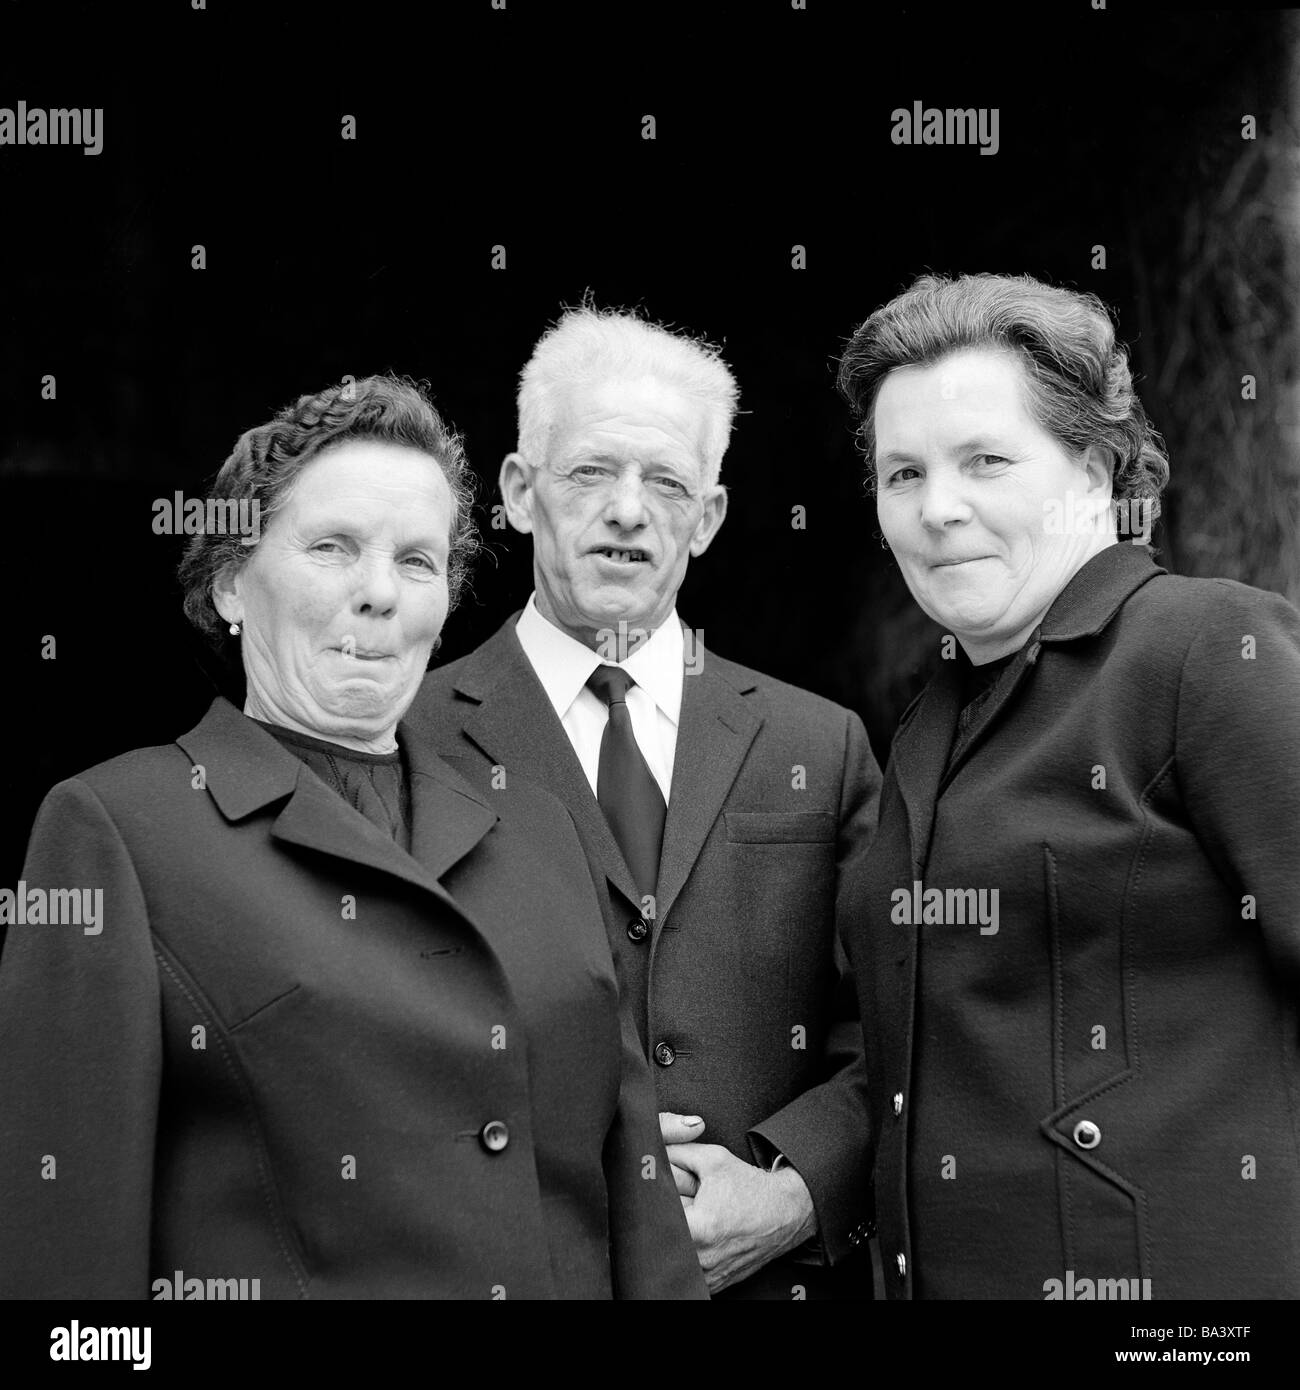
left=591, top=546, right=650, bottom=565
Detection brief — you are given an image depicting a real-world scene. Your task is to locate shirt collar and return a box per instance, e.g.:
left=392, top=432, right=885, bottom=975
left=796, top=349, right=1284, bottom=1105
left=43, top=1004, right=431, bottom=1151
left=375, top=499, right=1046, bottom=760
left=515, top=593, right=684, bottom=726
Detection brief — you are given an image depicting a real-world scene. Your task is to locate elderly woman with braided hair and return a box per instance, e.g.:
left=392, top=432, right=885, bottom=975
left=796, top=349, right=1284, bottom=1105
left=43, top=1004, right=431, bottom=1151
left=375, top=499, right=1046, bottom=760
left=0, top=374, right=705, bottom=1300
left=837, top=273, right=1300, bottom=1300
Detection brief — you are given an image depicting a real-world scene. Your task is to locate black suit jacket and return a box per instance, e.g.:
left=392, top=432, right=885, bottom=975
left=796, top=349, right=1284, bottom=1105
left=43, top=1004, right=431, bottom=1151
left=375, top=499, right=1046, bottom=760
left=851, top=544, right=1300, bottom=1299
left=0, top=697, right=706, bottom=1300
left=408, top=617, right=882, bottom=1298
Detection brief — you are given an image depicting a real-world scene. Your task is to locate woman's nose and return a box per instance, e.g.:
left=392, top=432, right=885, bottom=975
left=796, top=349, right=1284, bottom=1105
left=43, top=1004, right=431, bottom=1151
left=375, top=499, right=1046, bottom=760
left=353, top=554, right=400, bottom=615
left=918, top=474, right=974, bottom=531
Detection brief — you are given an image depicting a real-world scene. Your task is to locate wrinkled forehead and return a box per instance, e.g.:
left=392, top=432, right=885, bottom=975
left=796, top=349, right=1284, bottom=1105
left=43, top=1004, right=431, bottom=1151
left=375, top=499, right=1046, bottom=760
left=274, top=441, right=455, bottom=539
left=550, top=375, right=711, bottom=472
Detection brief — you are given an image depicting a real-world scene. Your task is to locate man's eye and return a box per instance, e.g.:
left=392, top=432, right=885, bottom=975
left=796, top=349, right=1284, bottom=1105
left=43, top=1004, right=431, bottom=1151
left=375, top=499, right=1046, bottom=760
left=973, top=454, right=1010, bottom=468
left=885, top=467, right=920, bottom=485
left=313, top=539, right=347, bottom=553
left=402, top=554, right=436, bottom=571
left=652, top=476, right=689, bottom=495
left=572, top=465, right=608, bottom=479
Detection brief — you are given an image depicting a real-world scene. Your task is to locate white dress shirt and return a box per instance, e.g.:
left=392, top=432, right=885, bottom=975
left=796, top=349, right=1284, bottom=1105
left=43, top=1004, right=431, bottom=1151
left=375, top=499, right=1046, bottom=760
left=514, top=593, right=683, bottom=802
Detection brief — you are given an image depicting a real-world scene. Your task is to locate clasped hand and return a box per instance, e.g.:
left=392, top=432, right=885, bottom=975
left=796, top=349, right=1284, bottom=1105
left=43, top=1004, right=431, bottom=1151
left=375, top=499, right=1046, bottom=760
left=659, top=1111, right=817, bottom=1293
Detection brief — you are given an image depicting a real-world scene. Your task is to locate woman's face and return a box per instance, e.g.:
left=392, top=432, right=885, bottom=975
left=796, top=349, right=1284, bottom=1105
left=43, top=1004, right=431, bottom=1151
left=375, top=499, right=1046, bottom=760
left=873, top=348, right=1113, bottom=663
left=215, top=440, right=454, bottom=747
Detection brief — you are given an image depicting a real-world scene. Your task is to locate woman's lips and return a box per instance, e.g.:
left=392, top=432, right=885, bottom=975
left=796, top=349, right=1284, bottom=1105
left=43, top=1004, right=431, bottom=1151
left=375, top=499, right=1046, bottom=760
left=331, top=646, right=394, bottom=660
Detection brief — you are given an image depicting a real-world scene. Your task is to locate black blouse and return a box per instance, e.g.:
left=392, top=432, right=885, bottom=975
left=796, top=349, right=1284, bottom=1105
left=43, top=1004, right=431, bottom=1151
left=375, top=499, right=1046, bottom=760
left=255, top=721, right=411, bottom=851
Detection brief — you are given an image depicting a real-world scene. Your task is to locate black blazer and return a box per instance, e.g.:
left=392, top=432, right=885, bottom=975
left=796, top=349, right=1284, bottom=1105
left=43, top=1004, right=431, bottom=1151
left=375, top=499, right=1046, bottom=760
left=851, top=543, right=1300, bottom=1299
left=408, top=618, right=882, bottom=1298
left=0, top=697, right=706, bottom=1300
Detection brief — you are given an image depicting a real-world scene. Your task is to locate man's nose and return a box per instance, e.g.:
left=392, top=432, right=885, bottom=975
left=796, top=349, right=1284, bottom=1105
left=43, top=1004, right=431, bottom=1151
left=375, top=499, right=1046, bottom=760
left=603, top=473, right=650, bottom=530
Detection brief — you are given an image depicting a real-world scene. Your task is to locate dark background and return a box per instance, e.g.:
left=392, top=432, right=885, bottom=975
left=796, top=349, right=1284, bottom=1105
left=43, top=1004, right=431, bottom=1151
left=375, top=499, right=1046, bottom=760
left=2, top=1, right=1296, bottom=885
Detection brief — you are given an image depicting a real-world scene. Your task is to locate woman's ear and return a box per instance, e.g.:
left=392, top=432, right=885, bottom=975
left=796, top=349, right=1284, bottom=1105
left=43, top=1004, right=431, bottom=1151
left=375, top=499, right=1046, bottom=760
left=211, top=561, right=243, bottom=627
left=1081, top=444, right=1114, bottom=500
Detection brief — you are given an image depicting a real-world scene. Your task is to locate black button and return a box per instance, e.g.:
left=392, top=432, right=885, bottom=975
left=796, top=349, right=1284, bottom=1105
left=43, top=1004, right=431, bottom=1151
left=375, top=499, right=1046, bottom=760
left=479, top=1120, right=510, bottom=1153
left=627, top=916, right=650, bottom=942
left=653, top=1041, right=676, bottom=1067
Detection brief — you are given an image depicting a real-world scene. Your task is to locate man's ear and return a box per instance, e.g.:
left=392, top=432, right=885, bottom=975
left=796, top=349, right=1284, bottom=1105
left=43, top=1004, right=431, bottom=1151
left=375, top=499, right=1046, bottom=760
left=688, top=484, right=728, bottom=558
left=498, top=452, right=537, bottom=534
left=211, top=561, right=243, bottom=626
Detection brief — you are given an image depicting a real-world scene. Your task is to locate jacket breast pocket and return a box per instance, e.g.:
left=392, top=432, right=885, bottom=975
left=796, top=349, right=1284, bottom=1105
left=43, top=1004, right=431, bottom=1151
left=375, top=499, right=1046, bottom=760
left=724, top=811, right=836, bottom=845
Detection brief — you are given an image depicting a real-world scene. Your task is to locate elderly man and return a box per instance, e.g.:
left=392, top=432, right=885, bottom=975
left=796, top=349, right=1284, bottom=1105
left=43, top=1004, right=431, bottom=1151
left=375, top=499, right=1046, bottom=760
left=408, top=307, right=880, bottom=1299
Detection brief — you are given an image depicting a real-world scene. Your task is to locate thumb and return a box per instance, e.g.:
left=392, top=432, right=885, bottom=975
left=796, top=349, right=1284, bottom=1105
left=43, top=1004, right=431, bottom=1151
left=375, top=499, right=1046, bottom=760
left=659, top=1111, right=706, bottom=1145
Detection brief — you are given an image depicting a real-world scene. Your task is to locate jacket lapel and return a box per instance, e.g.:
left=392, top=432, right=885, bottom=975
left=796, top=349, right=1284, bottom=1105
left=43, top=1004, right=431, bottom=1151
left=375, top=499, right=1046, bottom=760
left=654, top=645, right=761, bottom=924
left=892, top=544, right=1167, bottom=871
left=939, top=639, right=1043, bottom=792
left=447, top=620, right=643, bottom=909
left=176, top=696, right=497, bottom=920
left=889, top=664, right=963, bottom=879
left=400, top=735, right=500, bottom=883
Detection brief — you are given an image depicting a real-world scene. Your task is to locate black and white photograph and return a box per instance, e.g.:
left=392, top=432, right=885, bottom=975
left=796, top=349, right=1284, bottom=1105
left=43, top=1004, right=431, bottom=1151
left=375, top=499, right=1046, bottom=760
left=0, top=0, right=1296, bottom=1367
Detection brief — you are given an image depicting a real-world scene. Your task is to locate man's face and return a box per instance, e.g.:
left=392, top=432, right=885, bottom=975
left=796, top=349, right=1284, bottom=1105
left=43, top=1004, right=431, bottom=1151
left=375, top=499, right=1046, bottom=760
left=502, top=376, right=727, bottom=649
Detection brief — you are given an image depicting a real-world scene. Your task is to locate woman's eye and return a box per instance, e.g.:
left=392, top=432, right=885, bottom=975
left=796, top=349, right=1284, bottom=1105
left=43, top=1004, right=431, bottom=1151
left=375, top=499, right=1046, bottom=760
left=973, top=454, right=1009, bottom=468
left=313, top=539, right=347, bottom=554
left=885, top=467, right=920, bottom=485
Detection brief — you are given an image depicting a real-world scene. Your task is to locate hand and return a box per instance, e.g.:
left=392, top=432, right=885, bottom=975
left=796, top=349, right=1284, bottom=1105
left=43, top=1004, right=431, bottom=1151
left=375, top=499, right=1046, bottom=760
left=659, top=1111, right=706, bottom=1195
left=664, top=1138, right=819, bottom=1294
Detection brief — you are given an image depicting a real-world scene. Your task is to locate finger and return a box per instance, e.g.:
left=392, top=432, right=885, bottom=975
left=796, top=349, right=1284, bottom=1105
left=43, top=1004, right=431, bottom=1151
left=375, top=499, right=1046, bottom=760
left=670, top=1161, right=699, bottom=1198
left=658, top=1111, right=706, bottom=1145
left=664, top=1140, right=725, bottom=1178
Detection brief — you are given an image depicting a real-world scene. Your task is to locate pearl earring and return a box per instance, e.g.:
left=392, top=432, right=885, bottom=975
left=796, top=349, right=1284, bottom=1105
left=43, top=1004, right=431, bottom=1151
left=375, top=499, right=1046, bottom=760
left=229, top=622, right=241, bottom=636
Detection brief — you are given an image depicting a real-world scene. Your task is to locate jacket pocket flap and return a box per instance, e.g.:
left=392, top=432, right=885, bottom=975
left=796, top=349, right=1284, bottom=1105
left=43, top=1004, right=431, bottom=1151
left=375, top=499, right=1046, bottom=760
left=725, top=811, right=835, bottom=844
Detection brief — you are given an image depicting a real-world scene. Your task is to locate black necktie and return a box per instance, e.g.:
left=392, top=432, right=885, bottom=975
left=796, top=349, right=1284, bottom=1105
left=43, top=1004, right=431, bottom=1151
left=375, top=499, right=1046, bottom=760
left=585, top=665, right=667, bottom=901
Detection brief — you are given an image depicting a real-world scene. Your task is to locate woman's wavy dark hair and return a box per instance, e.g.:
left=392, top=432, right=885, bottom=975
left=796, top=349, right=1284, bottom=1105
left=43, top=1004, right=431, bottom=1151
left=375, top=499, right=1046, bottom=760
left=179, top=374, right=479, bottom=657
left=836, top=273, right=1171, bottom=517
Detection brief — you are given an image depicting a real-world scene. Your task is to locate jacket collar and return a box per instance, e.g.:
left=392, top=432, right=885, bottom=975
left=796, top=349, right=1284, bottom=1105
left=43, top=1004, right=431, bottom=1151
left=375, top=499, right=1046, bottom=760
left=436, top=615, right=763, bottom=923
left=441, top=618, right=643, bottom=906
left=176, top=696, right=499, bottom=901
left=1037, top=542, right=1165, bottom=642
left=890, top=543, right=1165, bottom=875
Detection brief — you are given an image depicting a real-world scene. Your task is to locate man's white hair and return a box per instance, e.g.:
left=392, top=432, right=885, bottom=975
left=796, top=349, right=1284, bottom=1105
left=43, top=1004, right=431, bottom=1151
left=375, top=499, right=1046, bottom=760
left=516, top=305, right=739, bottom=488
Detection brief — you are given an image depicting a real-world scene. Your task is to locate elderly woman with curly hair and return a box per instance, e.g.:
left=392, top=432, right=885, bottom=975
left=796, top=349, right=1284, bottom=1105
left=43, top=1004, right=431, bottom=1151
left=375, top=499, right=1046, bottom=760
left=0, top=374, right=705, bottom=1300
left=837, top=273, right=1300, bottom=1300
